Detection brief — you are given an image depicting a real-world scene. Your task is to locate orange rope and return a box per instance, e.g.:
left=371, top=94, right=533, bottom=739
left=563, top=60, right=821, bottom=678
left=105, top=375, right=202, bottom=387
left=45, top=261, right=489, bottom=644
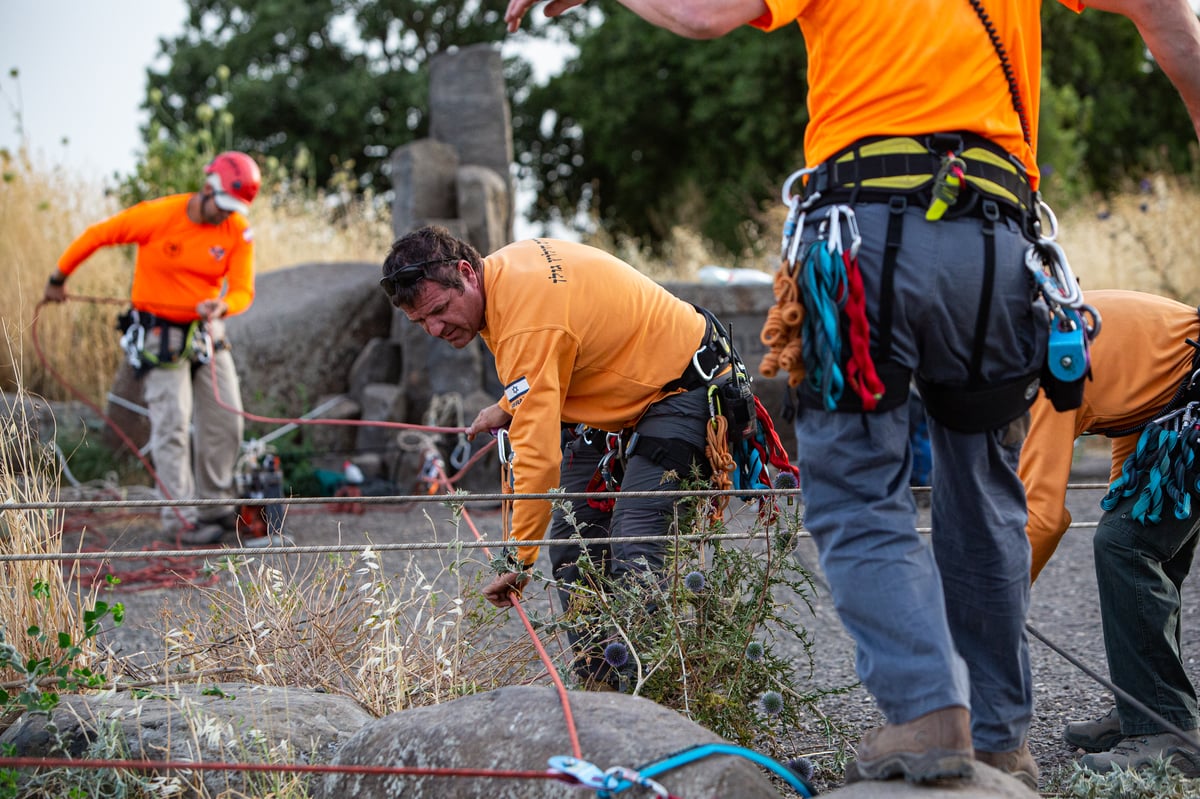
left=758, top=259, right=807, bottom=388
left=704, top=414, right=735, bottom=522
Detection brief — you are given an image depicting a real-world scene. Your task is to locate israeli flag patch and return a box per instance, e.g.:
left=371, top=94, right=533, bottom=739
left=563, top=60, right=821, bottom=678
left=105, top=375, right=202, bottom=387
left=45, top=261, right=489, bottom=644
left=504, top=376, right=531, bottom=404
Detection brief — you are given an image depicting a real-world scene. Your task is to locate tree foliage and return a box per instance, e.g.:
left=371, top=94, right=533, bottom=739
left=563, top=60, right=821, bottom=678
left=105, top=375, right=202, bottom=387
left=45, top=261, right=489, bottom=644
left=140, top=1, right=1198, bottom=255
left=514, top=4, right=809, bottom=258
left=1042, top=3, right=1197, bottom=192
left=143, top=0, right=518, bottom=195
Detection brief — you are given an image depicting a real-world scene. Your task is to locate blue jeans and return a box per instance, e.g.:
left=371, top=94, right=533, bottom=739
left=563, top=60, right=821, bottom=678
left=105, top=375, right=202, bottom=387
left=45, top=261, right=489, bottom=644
left=1095, top=491, right=1200, bottom=735
left=794, top=200, right=1043, bottom=752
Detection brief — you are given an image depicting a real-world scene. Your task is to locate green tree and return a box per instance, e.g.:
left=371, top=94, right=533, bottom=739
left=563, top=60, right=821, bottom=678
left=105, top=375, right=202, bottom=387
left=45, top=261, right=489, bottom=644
left=1041, top=3, right=1197, bottom=192
left=513, top=3, right=809, bottom=259
left=142, top=0, right=522, bottom=196
left=518, top=4, right=1200, bottom=254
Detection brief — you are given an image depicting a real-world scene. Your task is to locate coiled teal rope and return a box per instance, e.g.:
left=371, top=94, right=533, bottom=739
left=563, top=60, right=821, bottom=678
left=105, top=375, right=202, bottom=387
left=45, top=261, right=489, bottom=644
left=799, top=239, right=847, bottom=411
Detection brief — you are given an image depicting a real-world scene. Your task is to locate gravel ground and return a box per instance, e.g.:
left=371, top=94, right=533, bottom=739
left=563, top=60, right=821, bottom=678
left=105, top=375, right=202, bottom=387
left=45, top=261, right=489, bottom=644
left=75, top=436, right=1198, bottom=796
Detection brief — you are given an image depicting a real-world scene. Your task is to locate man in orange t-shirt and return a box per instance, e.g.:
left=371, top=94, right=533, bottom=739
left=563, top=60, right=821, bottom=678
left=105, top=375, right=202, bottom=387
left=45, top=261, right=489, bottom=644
left=506, top=0, right=1200, bottom=789
left=1021, top=290, right=1200, bottom=775
left=44, top=152, right=261, bottom=545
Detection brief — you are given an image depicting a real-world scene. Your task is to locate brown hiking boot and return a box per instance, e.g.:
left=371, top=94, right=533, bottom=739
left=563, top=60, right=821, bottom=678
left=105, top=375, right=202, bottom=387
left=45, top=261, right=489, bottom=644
left=977, top=742, right=1039, bottom=791
left=847, top=706, right=974, bottom=784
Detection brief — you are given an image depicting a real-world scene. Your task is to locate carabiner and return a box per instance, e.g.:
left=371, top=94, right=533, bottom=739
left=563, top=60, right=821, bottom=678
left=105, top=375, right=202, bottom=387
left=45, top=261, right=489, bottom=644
left=193, top=327, right=214, bottom=364
left=842, top=205, right=862, bottom=261
left=548, top=756, right=608, bottom=790
left=495, top=428, right=514, bottom=467
left=449, top=435, right=472, bottom=471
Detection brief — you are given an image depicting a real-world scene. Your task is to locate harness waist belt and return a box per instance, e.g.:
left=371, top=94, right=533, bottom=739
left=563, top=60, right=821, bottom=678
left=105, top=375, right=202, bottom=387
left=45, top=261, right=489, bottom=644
left=663, top=312, right=730, bottom=393
left=805, top=133, right=1034, bottom=215
left=125, top=308, right=199, bottom=331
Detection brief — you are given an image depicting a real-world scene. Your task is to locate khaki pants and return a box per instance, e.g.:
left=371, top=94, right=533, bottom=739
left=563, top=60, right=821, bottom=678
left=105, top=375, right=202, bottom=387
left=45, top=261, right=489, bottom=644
left=141, top=321, right=243, bottom=530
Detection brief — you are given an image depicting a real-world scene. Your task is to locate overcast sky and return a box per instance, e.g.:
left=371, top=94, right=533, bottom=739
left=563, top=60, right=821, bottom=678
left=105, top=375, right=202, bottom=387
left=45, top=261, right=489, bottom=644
left=0, top=1, right=570, bottom=183
left=0, top=0, right=189, bottom=180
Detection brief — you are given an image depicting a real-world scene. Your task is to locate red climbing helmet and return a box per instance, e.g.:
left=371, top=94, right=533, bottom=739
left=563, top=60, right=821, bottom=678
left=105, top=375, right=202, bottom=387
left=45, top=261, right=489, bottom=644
left=204, top=151, right=261, bottom=215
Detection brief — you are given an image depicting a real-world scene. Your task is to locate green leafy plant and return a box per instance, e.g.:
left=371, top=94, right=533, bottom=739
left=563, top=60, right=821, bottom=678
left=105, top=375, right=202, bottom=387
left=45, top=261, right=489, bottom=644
left=534, top=486, right=846, bottom=758
left=0, top=578, right=123, bottom=718
left=1062, top=757, right=1200, bottom=798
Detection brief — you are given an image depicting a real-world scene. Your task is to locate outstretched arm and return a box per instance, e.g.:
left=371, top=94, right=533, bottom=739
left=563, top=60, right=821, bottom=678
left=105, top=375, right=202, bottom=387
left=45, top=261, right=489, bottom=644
left=1084, top=0, right=1200, bottom=140
left=505, top=0, right=767, bottom=39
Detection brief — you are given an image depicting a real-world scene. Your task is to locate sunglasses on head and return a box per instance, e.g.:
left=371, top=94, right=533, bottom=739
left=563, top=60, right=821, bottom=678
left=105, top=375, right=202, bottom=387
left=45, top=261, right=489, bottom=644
left=379, top=257, right=459, bottom=297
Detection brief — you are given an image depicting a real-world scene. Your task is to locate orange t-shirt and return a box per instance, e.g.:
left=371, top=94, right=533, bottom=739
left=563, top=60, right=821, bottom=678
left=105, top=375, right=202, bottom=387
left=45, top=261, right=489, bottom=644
left=58, top=193, right=255, bottom=323
left=480, top=238, right=706, bottom=565
left=751, top=0, right=1083, bottom=190
left=1019, top=290, right=1200, bottom=581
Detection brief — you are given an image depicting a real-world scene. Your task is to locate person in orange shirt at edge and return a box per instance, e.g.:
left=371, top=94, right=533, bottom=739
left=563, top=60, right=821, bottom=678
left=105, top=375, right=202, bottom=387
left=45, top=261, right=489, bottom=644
left=379, top=225, right=784, bottom=691
left=44, top=152, right=261, bottom=546
left=1020, top=289, right=1200, bottom=775
left=503, top=0, right=1200, bottom=791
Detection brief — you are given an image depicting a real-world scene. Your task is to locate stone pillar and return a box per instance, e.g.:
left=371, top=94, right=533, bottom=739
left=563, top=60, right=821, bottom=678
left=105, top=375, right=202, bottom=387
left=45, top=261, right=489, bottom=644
left=428, top=43, right=514, bottom=241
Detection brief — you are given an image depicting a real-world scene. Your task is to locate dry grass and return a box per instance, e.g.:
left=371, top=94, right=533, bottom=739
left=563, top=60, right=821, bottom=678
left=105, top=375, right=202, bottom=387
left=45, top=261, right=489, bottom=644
left=153, top=540, right=544, bottom=718
left=1056, top=174, right=1200, bottom=305
left=0, top=382, right=104, bottom=708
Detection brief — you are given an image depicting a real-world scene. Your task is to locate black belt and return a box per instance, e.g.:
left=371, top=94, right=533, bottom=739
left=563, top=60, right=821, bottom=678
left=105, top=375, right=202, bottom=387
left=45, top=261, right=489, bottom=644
left=121, top=308, right=198, bottom=332
left=804, top=132, right=1035, bottom=220
left=663, top=310, right=731, bottom=393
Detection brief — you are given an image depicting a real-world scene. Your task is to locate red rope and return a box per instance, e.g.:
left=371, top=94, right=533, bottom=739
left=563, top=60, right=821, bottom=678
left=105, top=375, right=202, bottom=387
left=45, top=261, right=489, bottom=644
left=0, top=755, right=571, bottom=784
left=840, top=251, right=886, bottom=410
left=433, top=461, right=583, bottom=761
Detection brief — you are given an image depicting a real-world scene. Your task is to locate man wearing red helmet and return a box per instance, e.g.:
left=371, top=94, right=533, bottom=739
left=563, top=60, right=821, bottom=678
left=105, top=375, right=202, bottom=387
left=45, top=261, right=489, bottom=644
left=45, top=151, right=262, bottom=545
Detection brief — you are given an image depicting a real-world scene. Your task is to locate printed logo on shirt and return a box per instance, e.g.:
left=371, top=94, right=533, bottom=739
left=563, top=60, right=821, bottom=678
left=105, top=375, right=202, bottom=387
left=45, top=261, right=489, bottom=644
left=243, top=227, right=254, bottom=242
left=532, top=239, right=566, bottom=284
left=209, top=246, right=227, bottom=261
left=504, top=377, right=530, bottom=406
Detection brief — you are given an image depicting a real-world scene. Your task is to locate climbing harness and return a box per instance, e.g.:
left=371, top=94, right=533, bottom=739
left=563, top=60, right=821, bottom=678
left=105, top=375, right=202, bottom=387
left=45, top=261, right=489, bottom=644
left=117, top=309, right=215, bottom=376
left=1102, top=395, right=1200, bottom=526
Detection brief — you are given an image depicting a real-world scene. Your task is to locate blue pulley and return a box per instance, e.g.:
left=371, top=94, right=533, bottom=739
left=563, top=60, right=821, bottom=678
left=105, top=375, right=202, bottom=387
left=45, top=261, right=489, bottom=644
left=1048, top=311, right=1089, bottom=382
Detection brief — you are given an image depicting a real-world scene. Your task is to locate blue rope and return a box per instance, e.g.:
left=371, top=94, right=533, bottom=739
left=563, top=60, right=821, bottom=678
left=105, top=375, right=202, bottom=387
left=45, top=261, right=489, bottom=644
left=1103, top=423, right=1200, bottom=526
left=599, top=742, right=815, bottom=798
left=798, top=239, right=847, bottom=411
left=1102, top=425, right=1161, bottom=511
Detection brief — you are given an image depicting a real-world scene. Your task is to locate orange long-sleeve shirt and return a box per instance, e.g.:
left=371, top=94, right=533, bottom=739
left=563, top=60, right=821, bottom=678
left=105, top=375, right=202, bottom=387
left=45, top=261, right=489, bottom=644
left=58, top=194, right=255, bottom=323
left=750, top=0, right=1082, bottom=190
left=1020, top=290, right=1200, bottom=581
left=479, top=239, right=706, bottom=565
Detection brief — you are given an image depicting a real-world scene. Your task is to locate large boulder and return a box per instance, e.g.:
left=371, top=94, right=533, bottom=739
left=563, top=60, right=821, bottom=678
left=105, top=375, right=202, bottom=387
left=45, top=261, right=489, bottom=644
left=0, top=683, right=372, bottom=799
left=225, top=262, right=393, bottom=449
left=316, top=685, right=788, bottom=799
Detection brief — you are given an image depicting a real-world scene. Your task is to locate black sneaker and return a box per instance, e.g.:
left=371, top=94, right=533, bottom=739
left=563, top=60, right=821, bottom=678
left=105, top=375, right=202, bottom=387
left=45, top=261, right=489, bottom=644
left=1064, top=708, right=1123, bottom=753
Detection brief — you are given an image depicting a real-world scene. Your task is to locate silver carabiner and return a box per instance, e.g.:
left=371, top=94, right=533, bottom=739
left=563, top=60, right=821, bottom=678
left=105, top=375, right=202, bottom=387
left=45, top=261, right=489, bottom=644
left=495, top=428, right=514, bottom=467
left=120, top=323, right=145, bottom=370
left=547, top=756, right=608, bottom=790
left=449, top=436, right=471, bottom=471
left=193, top=326, right=214, bottom=364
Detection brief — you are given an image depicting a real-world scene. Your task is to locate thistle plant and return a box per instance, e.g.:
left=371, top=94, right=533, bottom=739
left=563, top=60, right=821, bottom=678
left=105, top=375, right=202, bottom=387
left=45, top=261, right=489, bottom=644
left=537, top=483, right=840, bottom=756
